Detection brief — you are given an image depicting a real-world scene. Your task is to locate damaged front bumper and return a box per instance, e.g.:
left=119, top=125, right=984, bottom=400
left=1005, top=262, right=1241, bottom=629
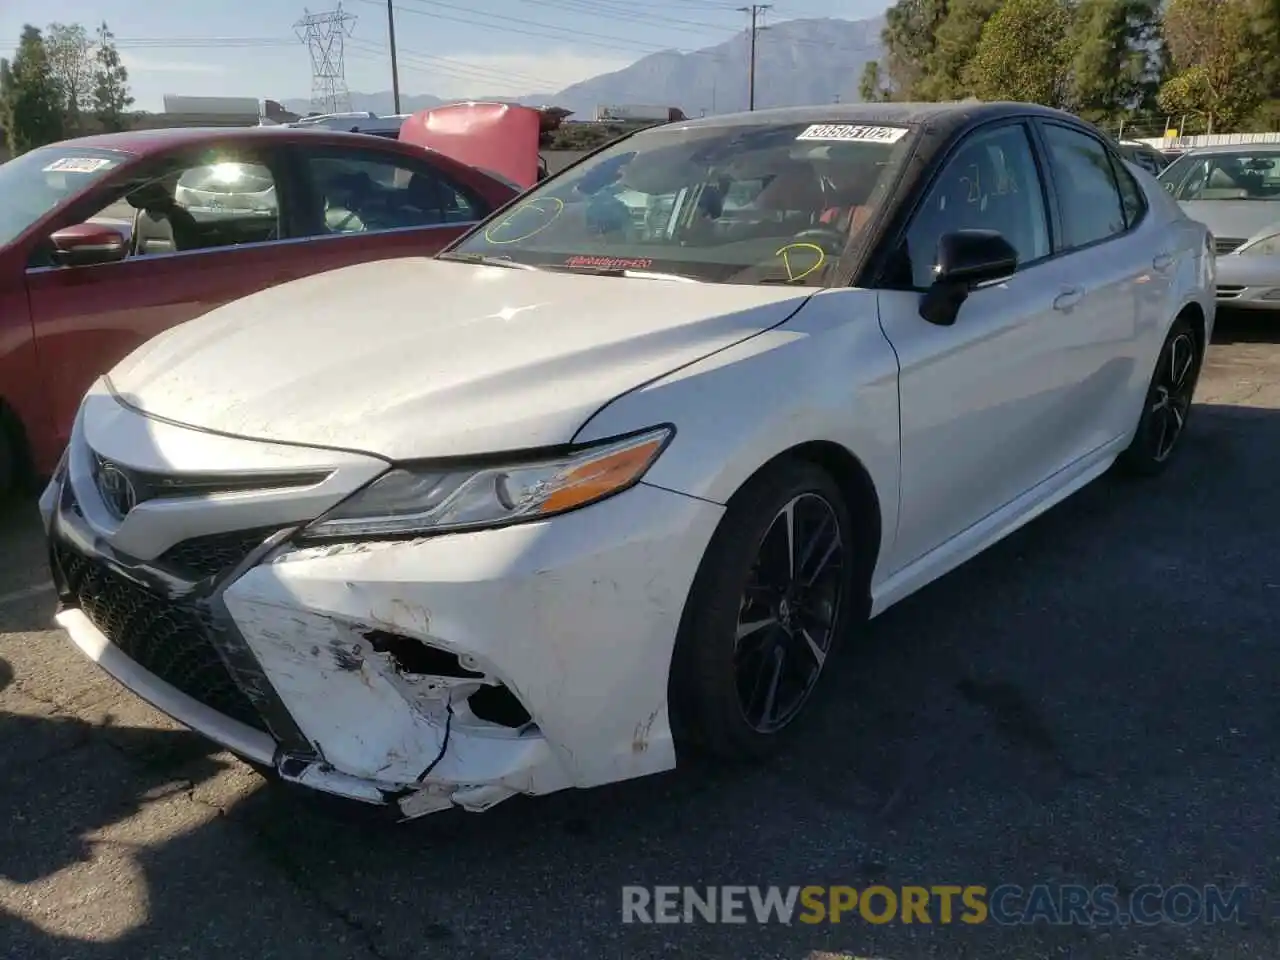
left=46, top=423, right=723, bottom=820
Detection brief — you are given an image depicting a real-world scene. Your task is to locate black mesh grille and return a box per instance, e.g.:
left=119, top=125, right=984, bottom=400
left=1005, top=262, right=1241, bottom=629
left=54, top=543, right=268, bottom=732
left=1215, top=237, right=1245, bottom=255
left=155, top=527, right=278, bottom=580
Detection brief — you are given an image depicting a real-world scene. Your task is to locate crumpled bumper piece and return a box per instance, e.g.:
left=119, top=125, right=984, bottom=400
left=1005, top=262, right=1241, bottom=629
left=222, top=481, right=724, bottom=817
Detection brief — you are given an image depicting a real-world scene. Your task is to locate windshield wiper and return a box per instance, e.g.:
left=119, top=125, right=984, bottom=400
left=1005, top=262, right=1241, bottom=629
left=436, top=252, right=542, bottom=270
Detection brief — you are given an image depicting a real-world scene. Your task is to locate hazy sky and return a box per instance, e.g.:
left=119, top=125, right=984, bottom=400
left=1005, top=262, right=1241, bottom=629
left=2, top=0, right=885, bottom=110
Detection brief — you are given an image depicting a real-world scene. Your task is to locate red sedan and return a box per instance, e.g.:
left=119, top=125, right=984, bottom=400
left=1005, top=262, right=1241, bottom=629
left=0, top=125, right=519, bottom=494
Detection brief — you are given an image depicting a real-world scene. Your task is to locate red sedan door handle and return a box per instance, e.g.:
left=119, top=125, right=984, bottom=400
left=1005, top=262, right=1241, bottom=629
left=1152, top=252, right=1174, bottom=272
left=1053, top=287, right=1083, bottom=312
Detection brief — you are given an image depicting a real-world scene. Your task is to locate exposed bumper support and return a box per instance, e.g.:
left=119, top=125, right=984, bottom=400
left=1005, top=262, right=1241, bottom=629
left=57, top=608, right=278, bottom=767
left=58, top=607, right=468, bottom=813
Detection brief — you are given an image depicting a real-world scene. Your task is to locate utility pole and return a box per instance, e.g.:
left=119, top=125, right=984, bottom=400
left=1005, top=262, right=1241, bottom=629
left=386, top=0, right=401, bottom=114
left=738, top=4, right=771, bottom=112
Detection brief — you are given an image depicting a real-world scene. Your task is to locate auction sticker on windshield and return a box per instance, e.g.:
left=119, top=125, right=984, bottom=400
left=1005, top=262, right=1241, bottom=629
left=795, top=124, right=908, bottom=143
left=43, top=157, right=117, bottom=173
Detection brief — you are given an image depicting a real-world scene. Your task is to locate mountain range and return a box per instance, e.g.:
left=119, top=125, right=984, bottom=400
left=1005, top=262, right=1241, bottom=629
left=280, top=16, right=885, bottom=120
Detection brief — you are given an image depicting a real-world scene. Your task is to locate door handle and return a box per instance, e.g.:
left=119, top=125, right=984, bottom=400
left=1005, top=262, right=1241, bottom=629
left=1152, top=252, right=1174, bottom=271
left=1053, top=287, right=1083, bottom=312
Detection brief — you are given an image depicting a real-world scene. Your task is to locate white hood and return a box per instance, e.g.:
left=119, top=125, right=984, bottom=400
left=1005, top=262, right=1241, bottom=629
left=107, top=258, right=812, bottom=460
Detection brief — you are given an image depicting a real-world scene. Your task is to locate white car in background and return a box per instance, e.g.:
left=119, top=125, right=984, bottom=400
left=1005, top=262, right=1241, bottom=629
left=173, top=160, right=278, bottom=221
left=1159, top=143, right=1280, bottom=311
left=44, top=102, right=1214, bottom=820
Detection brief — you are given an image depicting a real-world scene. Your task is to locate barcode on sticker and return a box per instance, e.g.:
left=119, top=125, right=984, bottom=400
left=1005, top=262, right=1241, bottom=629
left=796, top=124, right=908, bottom=143
left=43, top=157, right=113, bottom=173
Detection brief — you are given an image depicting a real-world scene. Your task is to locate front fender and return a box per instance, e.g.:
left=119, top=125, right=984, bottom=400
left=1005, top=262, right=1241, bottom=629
left=573, top=288, right=902, bottom=579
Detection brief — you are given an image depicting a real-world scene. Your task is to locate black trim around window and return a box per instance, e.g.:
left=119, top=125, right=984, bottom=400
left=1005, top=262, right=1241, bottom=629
left=1033, top=120, right=1139, bottom=256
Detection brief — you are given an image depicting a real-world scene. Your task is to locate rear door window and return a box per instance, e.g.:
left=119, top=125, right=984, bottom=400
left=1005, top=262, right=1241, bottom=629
left=299, top=150, right=484, bottom=235
left=1040, top=124, right=1127, bottom=250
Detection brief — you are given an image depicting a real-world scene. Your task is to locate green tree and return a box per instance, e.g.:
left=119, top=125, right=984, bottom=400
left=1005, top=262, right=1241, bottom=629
left=1242, top=0, right=1280, bottom=127
left=878, top=0, right=950, bottom=99
left=858, top=61, right=890, bottom=102
left=0, top=25, right=65, bottom=154
left=1157, top=0, right=1260, bottom=133
left=1069, top=0, right=1163, bottom=123
left=45, top=22, right=94, bottom=134
left=918, top=0, right=1003, bottom=100
left=90, top=22, right=132, bottom=132
left=963, top=0, right=1076, bottom=106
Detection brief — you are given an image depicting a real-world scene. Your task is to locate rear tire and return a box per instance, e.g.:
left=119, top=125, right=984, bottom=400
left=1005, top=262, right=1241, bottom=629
left=669, top=458, right=860, bottom=761
left=0, top=411, right=18, bottom=500
left=1116, top=313, right=1201, bottom=477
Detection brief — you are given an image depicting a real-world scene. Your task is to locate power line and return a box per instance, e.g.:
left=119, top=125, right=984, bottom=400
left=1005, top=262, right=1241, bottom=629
left=295, top=4, right=358, bottom=114
left=524, top=0, right=740, bottom=34
left=363, top=0, right=691, bottom=55
left=345, top=37, right=556, bottom=90
left=114, top=37, right=298, bottom=48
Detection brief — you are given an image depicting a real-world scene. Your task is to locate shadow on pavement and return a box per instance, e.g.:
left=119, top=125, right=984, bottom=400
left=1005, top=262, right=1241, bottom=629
left=1212, top=308, right=1280, bottom=345
left=0, top=403, right=1275, bottom=958
left=0, top=498, right=58, bottom=635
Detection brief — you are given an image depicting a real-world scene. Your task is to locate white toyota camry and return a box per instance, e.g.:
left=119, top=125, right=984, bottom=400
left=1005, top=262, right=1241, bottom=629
left=42, top=102, right=1215, bottom=819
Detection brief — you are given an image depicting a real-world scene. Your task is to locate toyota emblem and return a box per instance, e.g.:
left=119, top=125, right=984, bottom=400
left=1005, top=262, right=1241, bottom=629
left=96, top=461, right=138, bottom=520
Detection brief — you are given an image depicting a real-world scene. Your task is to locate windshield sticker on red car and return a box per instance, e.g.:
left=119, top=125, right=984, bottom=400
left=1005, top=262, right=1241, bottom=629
left=43, top=156, right=115, bottom=174
left=483, top=197, right=565, bottom=244
left=774, top=243, right=826, bottom=282
left=795, top=124, right=908, bottom=144
left=564, top=255, right=655, bottom=271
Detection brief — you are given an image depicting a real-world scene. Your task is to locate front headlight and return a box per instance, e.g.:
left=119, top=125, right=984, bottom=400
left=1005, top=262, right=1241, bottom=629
left=301, top=426, right=673, bottom=540
left=1238, top=232, right=1280, bottom=256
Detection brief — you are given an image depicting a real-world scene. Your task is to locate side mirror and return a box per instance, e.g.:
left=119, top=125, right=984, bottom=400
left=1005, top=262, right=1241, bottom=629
left=49, top=222, right=128, bottom=267
left=919, top=229, right=1018, bottom=326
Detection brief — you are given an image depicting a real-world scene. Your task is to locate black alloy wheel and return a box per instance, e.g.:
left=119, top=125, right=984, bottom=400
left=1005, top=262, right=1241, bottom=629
left=1118, top=314, right=1201, bottom=476
left=734, top=492, right=846, bottom=733
left=670, top=459, right=862, bottom=760
left=1147, top=329, right=1198, bottom=463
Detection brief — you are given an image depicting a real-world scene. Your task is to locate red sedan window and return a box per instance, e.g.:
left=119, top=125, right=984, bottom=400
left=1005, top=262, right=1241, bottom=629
left=0, top=146, right=127, bottom=246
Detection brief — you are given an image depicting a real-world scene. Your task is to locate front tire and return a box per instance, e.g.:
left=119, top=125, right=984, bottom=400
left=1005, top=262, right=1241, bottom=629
left=669, top=459, right=859, bottom=761
left=0, top=412, right=18, bottom=500
left=1116, top=314, right=1201, bottom=477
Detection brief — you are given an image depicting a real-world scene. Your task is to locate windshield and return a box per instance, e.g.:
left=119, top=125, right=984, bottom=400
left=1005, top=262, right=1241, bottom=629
left=1160, top=150, right=1280, bottom=201
left=0, top=146, right=128, bottom=247
left=446, top=120, right=913, bottom=285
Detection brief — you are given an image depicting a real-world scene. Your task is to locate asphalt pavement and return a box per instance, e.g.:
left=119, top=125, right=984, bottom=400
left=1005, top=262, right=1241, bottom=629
left=1, top=312, right=1278, bottom=959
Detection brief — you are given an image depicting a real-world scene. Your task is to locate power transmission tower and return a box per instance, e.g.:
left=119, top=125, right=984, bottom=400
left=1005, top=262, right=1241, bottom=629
left=295, top=4, right=357, bottom=114
left=738, top=4, right=771, bottom=112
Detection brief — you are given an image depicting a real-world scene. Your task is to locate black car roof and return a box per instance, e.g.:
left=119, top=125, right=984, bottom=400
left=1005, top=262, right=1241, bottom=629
left=664, top=100, right=1083, bottom=135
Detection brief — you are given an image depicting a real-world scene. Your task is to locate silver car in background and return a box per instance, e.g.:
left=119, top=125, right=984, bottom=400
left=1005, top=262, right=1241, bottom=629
left=1118, top=140, right=1169, bottom=176
left=1159, top=143, right=1280, bottom=311
left=173, top=160, right=278, bottom=222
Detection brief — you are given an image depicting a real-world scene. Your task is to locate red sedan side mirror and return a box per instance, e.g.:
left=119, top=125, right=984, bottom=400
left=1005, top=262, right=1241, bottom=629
left=49, top=222, right=129, bottom=267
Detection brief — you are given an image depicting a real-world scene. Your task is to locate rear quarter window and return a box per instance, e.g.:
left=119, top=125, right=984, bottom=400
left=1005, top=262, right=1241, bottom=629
left=1111, top=156, right=1148, bottom=229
